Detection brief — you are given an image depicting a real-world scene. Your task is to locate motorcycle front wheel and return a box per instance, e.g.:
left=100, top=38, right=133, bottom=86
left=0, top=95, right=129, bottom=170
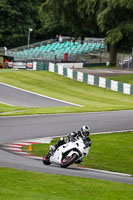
left=43, top=154, right=51, bottom=165
left=60, top=153, right=78, bottom=168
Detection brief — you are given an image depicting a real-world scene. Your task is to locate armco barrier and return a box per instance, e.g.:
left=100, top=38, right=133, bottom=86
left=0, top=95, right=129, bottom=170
left=37, top=62, right=49, bottom=71
left=49, top=63, right=133, bottom=96
left=5, top=61, right=49, bottom=71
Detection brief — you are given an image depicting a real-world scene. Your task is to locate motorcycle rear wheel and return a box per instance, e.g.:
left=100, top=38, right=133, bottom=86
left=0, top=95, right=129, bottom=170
left=60, top=153, right=78, bottom=168
left=43, top=154, right=51, bottom=165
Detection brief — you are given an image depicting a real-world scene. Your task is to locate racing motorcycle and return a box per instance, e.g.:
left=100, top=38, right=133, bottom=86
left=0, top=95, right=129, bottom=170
left=43, top=137, right=90, bottom=168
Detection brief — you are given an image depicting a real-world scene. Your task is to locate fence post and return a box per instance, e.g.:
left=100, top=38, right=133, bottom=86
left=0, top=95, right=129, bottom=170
left=128, top=56, right=130, bottom=70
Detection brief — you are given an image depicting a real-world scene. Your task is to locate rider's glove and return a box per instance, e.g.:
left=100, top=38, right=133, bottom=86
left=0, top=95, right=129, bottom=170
left=60, top=137, right=64, bottom=141
left=70, top=130, right=78, bottom=137
left=67, top=133, right=73, bottom=140
left=64, top=137, right=69, bottom=143
left=70, top=132, right=75, bottom=137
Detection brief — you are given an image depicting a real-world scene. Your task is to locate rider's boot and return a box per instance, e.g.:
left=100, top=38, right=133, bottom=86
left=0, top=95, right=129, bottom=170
left=74, top=158, right=83, bottom=164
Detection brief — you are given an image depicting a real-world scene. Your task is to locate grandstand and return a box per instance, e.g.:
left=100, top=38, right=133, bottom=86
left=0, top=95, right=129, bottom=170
left=7, top=37, right=106, bottom=63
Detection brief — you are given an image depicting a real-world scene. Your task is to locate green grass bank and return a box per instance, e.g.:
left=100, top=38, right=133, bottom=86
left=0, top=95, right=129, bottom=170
left=0, top=168, right=133, bottom=200
left=0, top=70, right=133, bottom=116
left=22, top=132, right=133, bottom=175
left=106, top=74, right=133, bottom=85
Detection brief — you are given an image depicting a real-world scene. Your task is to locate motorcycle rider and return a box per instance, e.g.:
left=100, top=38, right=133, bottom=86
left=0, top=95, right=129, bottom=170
left=49, top=125, right=92, bottom=156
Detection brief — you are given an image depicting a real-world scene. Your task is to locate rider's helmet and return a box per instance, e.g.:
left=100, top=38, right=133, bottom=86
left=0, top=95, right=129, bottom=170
left=81, top=125, right=90, bottom=139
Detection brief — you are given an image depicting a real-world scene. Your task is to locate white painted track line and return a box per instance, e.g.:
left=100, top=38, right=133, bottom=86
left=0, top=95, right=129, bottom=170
left=0, top=82, right=83, bottom=107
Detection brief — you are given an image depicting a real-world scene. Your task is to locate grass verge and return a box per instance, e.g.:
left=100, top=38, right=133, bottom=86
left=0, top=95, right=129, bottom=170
left=22, top=132, right=133, bottom=175
left=106, top=74, right=133, bottom=85
left=0, top=103, right=28, bottom=113
left=0, top=168, right=133, bottom=200
left=0, top=70, right=133, bottom=116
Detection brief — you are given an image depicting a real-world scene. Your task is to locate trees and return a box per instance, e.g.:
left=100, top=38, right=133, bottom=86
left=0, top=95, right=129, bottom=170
left=40, top=0, right=100, bottom=38
left=40, top=0, right=133, bottom=65
left=0, top=0, right=42, bottom=48
left=0, top=0, right=133, bottom=63
left=40, top=0, right=64, bottom=36
left=97, top=0, right=133, bottom=65
left=120, top=0, right=133, bottom=8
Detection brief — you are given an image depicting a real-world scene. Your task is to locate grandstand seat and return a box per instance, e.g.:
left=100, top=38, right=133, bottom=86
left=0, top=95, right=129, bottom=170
left=12, top=38, right=106, bottom=61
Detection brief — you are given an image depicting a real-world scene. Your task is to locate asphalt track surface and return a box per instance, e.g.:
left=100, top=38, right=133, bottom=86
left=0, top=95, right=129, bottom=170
left=0, top=83, right=133, bottom=184
left=0, top=82, right=77, bottom=107
left=73, top=68, right=133, bottom=77
left=0, top=111, right=133, bottom=184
